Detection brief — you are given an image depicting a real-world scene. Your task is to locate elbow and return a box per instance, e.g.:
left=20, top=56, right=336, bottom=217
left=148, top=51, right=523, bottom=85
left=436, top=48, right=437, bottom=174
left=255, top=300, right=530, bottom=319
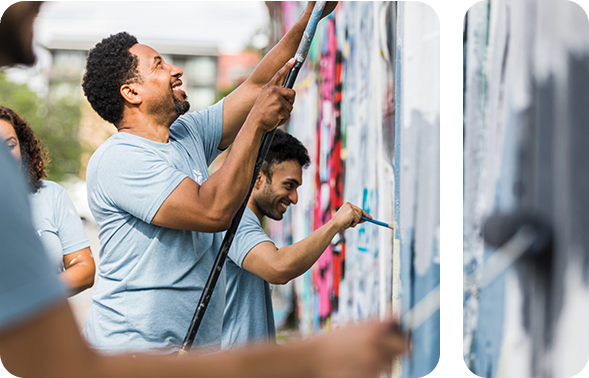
left=78, top=269, right=96, bottom=292
left=193, top=205, right=235, bottom=232
left=267, top=265, right=295, bottom=285
left=267, top=276, right=290, bottom=285
left=204, top=213, right=233, bottom=232
left=84, top=274, right=95, bottom=290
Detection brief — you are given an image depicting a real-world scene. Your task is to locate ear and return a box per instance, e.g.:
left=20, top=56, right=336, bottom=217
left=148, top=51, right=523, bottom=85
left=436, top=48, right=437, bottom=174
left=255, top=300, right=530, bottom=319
left=254, top=172, right=265, bottom=190
left=120, top=83, right=142, bottom=105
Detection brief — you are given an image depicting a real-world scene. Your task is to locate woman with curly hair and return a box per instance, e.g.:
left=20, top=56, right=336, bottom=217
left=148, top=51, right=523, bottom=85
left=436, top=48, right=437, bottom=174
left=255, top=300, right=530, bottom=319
left=0, top=105, right=95, bottom=295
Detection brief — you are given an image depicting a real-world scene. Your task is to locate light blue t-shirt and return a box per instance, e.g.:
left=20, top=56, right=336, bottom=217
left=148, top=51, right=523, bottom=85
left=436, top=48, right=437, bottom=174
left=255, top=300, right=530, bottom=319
left=0, top=144, right=66, bottom=332
left=30, top=180, right=91, bottom=274
left=83, top=101, right=226, bottom=354
left=222, top=206, right=276, bottom=349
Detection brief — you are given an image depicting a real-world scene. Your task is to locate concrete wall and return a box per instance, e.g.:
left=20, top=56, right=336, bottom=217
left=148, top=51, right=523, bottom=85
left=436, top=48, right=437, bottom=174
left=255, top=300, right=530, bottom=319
left=463, top=1, right=589, bottom=377
left=267, top=3, right=440, bottom=376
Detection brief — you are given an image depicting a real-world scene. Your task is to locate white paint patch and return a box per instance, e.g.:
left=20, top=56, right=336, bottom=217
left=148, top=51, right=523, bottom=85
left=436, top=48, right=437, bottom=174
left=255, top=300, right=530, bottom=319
left=401, top=2, right=440, bottom=127
left=552, top=251, right=589, bottom=378
left=497, top=269, right=532, bottom=378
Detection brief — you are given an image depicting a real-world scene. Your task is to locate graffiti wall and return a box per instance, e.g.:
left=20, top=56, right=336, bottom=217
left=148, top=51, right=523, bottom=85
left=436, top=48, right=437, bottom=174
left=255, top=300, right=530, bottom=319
left=463, top=0, right=589, bottom=377
left=266, top=2, right=439, bottom=376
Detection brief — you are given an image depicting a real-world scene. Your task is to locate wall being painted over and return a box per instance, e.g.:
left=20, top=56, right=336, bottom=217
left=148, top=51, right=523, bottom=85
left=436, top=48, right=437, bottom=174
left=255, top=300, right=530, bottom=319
left=266, top=3, right=439, bottom=377
left=463, top=0, right=589, bottom=377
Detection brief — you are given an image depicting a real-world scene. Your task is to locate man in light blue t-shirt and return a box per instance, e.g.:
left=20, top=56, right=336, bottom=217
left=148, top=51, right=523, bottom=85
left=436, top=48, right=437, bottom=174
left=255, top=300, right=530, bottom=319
left=222, top=130, right=370, bottom=348
left=78, top=5, right=340, bottom=353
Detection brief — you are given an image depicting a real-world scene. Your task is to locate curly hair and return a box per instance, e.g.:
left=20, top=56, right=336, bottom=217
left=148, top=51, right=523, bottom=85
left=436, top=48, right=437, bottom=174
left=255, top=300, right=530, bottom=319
left=82, top=32, right=140, bottom=125
left=0, top=106, right=48, bottom=193
left=261, top=129, right=310, bottom=182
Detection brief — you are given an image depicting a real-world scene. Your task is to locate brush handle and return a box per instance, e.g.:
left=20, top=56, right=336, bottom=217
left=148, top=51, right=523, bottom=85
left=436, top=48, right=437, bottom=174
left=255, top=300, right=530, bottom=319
left=361, top=216, right=393, bottom=230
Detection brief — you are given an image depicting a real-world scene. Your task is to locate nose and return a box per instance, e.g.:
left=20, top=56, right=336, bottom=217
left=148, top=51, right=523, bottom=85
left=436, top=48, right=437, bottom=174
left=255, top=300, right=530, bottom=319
left=169, top=63, right=183, bottom=78
left=289, top=190, right=298, bottom=205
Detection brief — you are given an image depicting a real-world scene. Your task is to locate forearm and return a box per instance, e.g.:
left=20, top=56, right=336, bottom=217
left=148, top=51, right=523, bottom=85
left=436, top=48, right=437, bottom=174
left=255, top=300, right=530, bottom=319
left=96, top=342, right=318, bottom=378
left=199, top=122, right=265, bottom=227
left=274, top=220, right=340, bottom=283
left=59, top=263, right=94, bottom=296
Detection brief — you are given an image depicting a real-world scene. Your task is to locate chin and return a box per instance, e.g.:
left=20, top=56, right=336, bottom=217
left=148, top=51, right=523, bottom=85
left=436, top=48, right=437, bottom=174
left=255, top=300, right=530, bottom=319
left=174, top=100, right=190, bottom=116
left=267, top=212, right=283, bottom=221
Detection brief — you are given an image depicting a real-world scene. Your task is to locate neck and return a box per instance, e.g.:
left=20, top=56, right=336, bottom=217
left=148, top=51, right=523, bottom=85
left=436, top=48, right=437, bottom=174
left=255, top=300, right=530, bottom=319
left=117, top=113, right=174, bottom=143
left=248, top=196, right=265, bottom=222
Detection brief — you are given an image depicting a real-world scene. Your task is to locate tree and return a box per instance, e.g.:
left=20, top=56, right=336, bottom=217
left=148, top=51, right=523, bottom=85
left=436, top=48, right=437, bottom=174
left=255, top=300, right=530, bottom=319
left=0, top=72, right=84, bottom=183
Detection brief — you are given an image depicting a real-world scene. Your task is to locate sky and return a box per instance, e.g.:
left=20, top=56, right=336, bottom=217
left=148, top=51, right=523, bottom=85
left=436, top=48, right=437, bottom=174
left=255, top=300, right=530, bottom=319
left=32, top=1, right=270, bottom=54
left=1, top=1, right=270, bottom=93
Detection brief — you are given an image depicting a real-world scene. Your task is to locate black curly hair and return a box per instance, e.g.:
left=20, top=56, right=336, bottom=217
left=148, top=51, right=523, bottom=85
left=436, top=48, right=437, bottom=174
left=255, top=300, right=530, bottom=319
left=0, top=106, right=48, bottom=193
left=82, top=32, right=140, bottom=125
left=261, top=129, right=310, bottom=182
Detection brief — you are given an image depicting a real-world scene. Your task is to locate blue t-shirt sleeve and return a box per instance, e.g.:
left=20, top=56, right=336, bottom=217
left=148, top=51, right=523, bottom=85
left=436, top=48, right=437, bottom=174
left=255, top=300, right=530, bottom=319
left=51, top=183, right=91, bottom=255
left=93, top=143, right=188, bottom=224
left=228, top=210, right=274, bottom=268
left=0, top=146, right=66, bottom=332
left=172, top=99, right=225, bottom=166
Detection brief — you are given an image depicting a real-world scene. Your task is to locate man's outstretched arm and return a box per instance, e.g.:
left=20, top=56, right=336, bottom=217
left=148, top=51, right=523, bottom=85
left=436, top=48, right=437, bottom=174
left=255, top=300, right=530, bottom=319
left=219, top=1, right=338, bottom=150
left=0, top=299, right=406, bottom=378
left=242, top=203, right=369, bottom=284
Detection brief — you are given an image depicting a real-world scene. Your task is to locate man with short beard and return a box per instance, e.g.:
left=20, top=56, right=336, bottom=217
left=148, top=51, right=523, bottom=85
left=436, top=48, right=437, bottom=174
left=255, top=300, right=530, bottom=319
left=81, top=2, right=337, bottom=354
left=222, top=129, right=369, bottom=348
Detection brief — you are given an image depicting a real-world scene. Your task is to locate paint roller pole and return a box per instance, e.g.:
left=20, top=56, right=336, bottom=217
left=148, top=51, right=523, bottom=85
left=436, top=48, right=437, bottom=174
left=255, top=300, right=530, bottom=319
left=179, top=2, right=327, bottom=355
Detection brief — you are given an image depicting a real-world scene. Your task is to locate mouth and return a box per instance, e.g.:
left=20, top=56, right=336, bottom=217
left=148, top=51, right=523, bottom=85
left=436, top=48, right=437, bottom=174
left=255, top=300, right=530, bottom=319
left=279, top=201, right=289, bottom=212
left=171, top=80, right=185, bottom=94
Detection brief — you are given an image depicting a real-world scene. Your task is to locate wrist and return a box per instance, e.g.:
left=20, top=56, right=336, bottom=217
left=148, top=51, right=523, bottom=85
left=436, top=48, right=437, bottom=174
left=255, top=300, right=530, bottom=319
left=242, top=115, right=267, bottom=138
left=326, top=217, right=344, bottom=235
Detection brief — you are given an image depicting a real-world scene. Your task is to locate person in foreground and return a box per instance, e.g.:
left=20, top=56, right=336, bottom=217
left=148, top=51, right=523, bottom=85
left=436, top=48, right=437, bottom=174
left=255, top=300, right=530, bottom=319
left=0, top=3, right=408, bottom=378
left=222, top=129, right=370, bottom=348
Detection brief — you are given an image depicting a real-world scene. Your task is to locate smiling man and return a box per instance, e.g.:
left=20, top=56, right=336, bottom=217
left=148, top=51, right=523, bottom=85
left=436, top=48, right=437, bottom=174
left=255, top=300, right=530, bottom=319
left=79, top=2, right=339, bottom=355
left=222, top=129, right=369, bottom=348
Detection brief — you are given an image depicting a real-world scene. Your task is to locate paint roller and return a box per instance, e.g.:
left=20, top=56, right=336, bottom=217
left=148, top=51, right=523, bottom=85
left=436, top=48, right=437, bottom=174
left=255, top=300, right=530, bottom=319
left=400, top=210, right=553, bottom=333
left=465, top=211, right=553, bottom=297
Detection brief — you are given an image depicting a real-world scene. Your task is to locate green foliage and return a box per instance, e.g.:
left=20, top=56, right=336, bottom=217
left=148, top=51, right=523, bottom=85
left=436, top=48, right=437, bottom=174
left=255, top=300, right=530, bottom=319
left=0, top=72, right=83, bottom=182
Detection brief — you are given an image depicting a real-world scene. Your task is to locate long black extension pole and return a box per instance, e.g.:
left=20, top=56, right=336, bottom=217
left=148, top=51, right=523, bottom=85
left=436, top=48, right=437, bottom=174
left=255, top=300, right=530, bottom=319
left=179, top=1, right=327, bottom=355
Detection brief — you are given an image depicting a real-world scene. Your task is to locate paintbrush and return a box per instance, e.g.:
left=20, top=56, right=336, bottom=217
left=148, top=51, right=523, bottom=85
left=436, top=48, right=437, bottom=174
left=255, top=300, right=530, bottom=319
left=361, top=216, right=394, bottom=230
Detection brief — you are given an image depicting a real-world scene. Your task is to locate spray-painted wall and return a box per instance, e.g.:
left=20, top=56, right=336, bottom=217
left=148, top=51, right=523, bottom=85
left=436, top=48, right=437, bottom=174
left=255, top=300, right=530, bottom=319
left=267, top=3, right=439, bottom=377
left=463, top=0, right=589, bottom=377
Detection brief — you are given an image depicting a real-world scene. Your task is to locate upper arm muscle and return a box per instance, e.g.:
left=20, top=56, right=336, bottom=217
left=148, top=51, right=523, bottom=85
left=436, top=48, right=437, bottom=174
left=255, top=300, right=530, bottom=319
left=241, top=241, right=281, bottom=282
left=150, top=177, right=229, bottom=232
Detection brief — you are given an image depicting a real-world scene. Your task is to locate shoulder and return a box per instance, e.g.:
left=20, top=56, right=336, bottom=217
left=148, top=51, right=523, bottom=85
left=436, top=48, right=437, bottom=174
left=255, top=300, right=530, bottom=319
left=88, top=133, right=160, bottom=171
left=236, top=208, right=269, bottom=240
left=34, top=180, right=65, bottom=199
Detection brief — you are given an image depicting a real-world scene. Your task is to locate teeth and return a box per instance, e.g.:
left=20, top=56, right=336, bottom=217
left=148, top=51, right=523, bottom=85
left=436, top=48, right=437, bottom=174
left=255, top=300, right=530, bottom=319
left=280, top=203, right=288, bottom=210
